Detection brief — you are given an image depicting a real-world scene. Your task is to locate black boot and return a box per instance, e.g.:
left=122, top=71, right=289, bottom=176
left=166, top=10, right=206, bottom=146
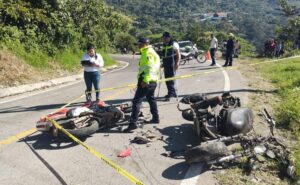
left=144, top=118, right=160, bottom=124
left=123, top=122, right=138, bottom=133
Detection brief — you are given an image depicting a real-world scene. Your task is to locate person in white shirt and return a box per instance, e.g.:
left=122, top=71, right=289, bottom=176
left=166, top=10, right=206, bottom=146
left=81, top=43, right=104, bottom=102
left=209, top=34, right=218, bottom=66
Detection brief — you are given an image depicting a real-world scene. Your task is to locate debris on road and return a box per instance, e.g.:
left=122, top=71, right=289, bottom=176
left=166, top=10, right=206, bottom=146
left=118, top=148, right=132, bottom=158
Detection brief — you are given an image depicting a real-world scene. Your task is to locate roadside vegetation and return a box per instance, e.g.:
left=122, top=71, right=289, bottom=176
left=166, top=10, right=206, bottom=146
left=0, top=0, right=131, bottom=86
left=257, top=57, right=300, bottom=179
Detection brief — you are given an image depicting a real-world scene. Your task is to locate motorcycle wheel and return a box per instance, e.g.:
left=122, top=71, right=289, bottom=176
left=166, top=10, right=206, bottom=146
left=180, top=59, right=187, bottom=65
left=195, top=54, right=206, bottom=63
left=59, top=119, right=99, bottom=138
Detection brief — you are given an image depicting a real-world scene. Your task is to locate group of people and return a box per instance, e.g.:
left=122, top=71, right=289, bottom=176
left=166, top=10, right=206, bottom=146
left=264, top=39, right=285, bottom=58
left=80, top=32, right=242, bottom=132
left=80, top=32, right=181, bottom=132
left=209, top=33, right=239, bottom=67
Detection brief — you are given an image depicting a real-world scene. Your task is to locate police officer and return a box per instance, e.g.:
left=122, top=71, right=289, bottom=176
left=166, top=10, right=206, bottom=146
left=223, top=33, right=235, bottom=67
left=124, top=37, right=161, bottom=132
left=162, top=32, right=181, bottom=101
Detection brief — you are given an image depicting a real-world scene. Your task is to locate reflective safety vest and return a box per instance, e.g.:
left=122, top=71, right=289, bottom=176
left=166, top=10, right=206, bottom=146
left=138, top=45, right=160, bottom=84
left=162, top=41, right=176, bottom=67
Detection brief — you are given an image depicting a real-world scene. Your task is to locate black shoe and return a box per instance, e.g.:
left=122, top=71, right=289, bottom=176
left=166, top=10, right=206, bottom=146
left=123, top=123, right=138, bottom=133
left=228, top=64, right=232, bottom=66
left=210, top=63, right=216, bottom=66
left=144, top=119, right=160, bottom=124
left=222, top=64, right=227, bottom=67
left=165, top=96, right=177, bottom=102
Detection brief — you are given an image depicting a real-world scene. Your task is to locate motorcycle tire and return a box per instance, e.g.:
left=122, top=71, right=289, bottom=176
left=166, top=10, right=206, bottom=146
left=184, top=141, right=230, bottom=164
left=195, top=54, right=207, bottom=64
left=59, top=119, right=99, bottom=138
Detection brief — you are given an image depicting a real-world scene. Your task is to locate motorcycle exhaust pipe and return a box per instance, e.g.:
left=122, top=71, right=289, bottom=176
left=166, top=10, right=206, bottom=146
left=191, top=96, right=223, bottom=110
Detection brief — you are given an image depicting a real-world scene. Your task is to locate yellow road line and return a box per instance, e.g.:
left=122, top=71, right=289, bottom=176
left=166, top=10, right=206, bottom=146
left=0, top=128, right=37, bottom=147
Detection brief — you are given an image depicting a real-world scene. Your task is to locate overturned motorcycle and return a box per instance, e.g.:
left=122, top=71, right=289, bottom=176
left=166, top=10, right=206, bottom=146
left=36, top=101, right=133, bottom=138
left=177, top=93, right=295, bottom=179
left=178, top=92, right=252, bottom=141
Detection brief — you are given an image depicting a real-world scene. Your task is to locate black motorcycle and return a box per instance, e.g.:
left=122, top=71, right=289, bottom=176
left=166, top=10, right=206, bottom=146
left=177, top=92, right=253, bottom=142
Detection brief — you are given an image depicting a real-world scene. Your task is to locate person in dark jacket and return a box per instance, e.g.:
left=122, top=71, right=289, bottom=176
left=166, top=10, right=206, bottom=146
left=223, top=33, right=235, bottom=67
left=161, top=32, right=181, bottom=101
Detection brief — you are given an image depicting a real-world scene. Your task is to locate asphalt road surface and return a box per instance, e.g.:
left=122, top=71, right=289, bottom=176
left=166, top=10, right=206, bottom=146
left=0, top=54, right=248, bottom=185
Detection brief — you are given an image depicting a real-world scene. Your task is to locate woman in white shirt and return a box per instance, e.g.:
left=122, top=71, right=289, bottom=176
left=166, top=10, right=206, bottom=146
left=81, top=43, right=104, bottom=102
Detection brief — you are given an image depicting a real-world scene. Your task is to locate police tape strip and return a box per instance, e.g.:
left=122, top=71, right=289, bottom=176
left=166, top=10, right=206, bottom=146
left=85, top=55, right=300, bottom=94
left=47, top=118, right=144, bottom=185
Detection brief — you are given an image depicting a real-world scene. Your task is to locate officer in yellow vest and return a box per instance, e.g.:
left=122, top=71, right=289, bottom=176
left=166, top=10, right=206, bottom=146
left=124, top=37, right=161, bottom=132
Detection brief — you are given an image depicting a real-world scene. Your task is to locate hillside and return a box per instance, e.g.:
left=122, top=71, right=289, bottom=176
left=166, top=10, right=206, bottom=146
left=105, top=0, right=286, bottom=50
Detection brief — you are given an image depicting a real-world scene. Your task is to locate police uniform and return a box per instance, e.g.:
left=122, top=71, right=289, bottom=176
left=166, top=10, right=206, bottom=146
left=162, top=39, right=178, bottom=98
left=124, top=40, right=160, bottom=132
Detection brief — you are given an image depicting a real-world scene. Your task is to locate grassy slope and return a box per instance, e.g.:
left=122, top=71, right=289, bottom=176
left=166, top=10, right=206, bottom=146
left=256, top=56, right=300, bottom=178
left=0, top=41, right=117, bottom=87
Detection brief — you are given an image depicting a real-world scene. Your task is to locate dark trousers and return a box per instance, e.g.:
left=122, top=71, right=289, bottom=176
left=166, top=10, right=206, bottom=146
left=84, top=71, right=100, bottom=101
left=210, top=48, right=216, bottom=64
left=164, top=66, right=177, bottom=97
left=225, top=51, right=233, bottom=66
left=130, top=82, right=159, bottom=123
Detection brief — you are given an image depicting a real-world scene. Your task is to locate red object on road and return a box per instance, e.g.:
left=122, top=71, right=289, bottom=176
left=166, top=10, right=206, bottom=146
left=118, top=148, right=132, bottom=158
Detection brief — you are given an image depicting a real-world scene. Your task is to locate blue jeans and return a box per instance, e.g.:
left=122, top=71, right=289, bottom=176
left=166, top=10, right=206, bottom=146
left=84, top=71, right=100, bottom=101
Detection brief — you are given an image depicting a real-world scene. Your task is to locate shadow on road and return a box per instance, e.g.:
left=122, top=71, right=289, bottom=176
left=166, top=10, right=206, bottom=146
left=162, top=161, right=190, bottom=180
left=158, top=123, right=209, bottom=180
left=24, top=141, right=68, bottom=185
left=0, top=102, right=85, bottom=114
left=19, top=132, right=86, bottom=150
left=157, top=123, right=199, bottom=153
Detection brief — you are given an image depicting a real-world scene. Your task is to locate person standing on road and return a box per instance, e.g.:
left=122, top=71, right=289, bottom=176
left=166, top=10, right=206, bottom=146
left=124, top=37, right=161, bottom=132
left=161, top=32, right=181, bottom=101
left=234, top=39, right=241, bottom=58
left=209, top=34, right=218, bottom=66
left=223, top=33, right=235, bottom=67
left=81, top=43, right=104, bottom=103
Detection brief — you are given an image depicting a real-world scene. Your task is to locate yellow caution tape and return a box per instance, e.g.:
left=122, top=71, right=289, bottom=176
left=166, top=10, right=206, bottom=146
left=47, top=118, right=144, bottom=185
left=83, top=55, right=300, bottom=94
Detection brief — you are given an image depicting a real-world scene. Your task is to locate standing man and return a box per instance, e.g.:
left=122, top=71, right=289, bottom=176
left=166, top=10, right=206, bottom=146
left=124, top=37, right=161, bottom=132
left=209, top=34, right=218, bottom=66
left=162, top=32, right=181, bottom=101
left=81, top=43, right=104, bottom=103
left=223, top=33, right=235, bottom=67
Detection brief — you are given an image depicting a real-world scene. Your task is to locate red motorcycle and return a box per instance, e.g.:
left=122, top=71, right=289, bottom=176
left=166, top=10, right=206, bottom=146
left=36, top=101, right=132, bottom=137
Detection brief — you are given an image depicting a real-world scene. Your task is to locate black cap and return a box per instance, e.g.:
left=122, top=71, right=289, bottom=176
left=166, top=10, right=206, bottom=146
left=87, top=43, right=95, bottom=50
left=162, top=32, right=171, bottom=38
left=137, top=37, right=150, bottom=44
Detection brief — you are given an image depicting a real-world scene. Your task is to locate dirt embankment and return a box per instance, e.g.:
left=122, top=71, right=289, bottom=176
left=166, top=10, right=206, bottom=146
left=0, top=50, right=76, bottom=88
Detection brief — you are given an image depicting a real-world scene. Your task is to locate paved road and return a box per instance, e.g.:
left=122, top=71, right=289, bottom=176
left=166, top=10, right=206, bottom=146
left=0, top=55, right=247, bottom=185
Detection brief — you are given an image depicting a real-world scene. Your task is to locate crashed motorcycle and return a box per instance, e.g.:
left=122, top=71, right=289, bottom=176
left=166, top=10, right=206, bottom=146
left=184, top=108, right=295, bottom=179
left=178, top=92, right=253, bottom=142
left=36, top=101, right=133, bottom=138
